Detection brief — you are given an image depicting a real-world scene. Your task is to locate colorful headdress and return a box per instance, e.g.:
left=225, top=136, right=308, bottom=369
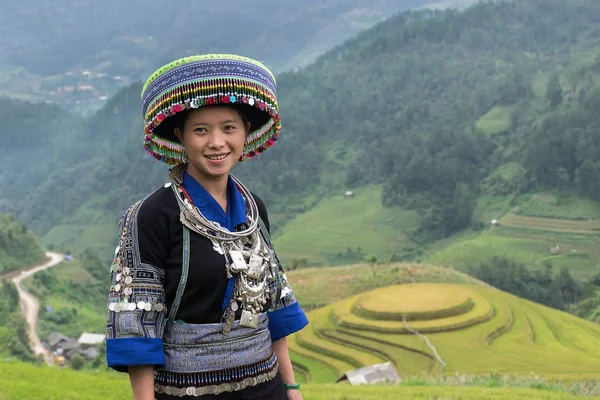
left=141, top=54, right=281, bottom=164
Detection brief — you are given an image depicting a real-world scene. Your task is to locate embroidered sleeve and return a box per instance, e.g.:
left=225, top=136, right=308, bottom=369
left=258, top=218, right=309, bottom=341
left=105, top=199, right=168, bottom=372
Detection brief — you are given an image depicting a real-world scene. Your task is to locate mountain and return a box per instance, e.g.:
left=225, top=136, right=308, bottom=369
left=0, top=0, right=477, bottom=112
left=2, top=0, right=600, bottom=290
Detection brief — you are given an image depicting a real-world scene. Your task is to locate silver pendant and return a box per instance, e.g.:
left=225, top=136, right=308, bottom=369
left=240, top=310, right=259, bottom=329
left=247, top=254, right=265, bottom=279
left=229, top=249, right=248, bottom=273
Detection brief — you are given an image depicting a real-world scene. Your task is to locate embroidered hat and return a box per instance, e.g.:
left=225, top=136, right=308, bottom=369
left=141, top=54, right=281, bottom=165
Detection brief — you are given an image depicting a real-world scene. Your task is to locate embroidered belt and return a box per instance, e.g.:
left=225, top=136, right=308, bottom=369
left=154, top=313, right=278, bottom=397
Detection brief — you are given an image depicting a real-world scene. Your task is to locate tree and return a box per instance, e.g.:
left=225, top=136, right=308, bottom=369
left=70, top=354, right=85, bottom=370
left=546, top=73, right=563, bottom=108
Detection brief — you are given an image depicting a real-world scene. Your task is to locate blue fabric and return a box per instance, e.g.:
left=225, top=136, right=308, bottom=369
left=182, top=172, right=246, bottom=311
left=182, top=172, right=246, bottom=229
left=267, top=302, right=309, bottom=342
left=106, top=337, right=166, bottom=373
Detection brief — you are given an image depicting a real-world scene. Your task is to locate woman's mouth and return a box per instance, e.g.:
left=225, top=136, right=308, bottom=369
left=204, top=153, right=230, bottom=162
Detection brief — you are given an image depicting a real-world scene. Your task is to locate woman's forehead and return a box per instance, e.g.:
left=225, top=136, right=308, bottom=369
left=186, top=106, right=242, bottom=124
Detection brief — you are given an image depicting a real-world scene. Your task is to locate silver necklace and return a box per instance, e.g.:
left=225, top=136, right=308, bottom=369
left=169, top=164, right=276, bottom=333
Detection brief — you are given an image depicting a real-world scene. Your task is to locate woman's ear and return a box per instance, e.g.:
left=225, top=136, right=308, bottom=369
left=174, top=127, right=183, bottom=143
left=244, top=122, right=251, bottom=136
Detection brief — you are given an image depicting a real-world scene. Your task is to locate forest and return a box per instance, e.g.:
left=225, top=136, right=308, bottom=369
left=2, top=0, right=600, bottom=246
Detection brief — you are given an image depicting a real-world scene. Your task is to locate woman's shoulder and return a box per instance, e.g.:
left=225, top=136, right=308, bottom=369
left=125, top=183, right=179, bottom=224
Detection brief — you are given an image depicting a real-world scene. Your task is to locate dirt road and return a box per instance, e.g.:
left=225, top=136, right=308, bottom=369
left=11, top=252, right=63, bottom=364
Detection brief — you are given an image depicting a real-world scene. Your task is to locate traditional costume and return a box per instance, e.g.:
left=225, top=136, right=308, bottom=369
left=105, top=55, right=309, bottom=399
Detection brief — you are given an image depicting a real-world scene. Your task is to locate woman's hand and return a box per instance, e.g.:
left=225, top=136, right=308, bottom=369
left=287, top=389, right=303, bottom=400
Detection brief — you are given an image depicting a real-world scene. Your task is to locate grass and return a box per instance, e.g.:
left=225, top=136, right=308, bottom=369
left=514, top=193, right=600, bottom=220
left=425, top=224, right=600, bottom=279
left=289, top=283, right=600, bottom=382
left=21, top=259, right=107, bottom=341
left=426, top=190, right=600, bottom=280
left=500, top=213, right=600, bottom=233
left=0, top=361, right=597, bottom=400
left=286, top=262, right=484, bottom=310
left=476, top=105, right=513, bottom=134
left=42, top=223, right=116, bottom=261
left=272, top=185, right=418, bottom=265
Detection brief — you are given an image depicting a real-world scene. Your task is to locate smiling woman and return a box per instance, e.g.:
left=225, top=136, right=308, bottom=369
left=172, top=106, right=249, bottom=206
left=105, top=55, right=308, bottom=400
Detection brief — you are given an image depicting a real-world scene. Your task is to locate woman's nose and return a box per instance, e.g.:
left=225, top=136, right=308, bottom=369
left=207, top=130, right=226, bottom=148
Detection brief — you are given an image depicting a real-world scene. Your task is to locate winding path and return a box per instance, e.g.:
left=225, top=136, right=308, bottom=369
left=11, top=252, right=63, bottom=364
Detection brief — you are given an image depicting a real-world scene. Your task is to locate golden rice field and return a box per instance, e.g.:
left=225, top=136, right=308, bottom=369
left=0, top=361, right=597, bottom=400
left=288, top=283, right=600, bottom=383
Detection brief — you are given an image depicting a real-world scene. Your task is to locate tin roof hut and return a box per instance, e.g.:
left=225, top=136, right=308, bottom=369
left=336, top=362, right=399, bottom=385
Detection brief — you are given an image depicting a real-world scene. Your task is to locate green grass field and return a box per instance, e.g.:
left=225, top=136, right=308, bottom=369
left=22, top=259, right=107, bottom=340
left=476, top=105, right=514, bottom=134
left=42, top=223, right=116, bottom=261
left=273, top=185, right=418, bottom=265
left=0, top=361, right=597, bottom=400
left=288, top=283, right=600, bottom=383
left=427, top=191, right=600, bottom=280
left=514, top=193, right=600, bottom=220
left=287, top=262, right=484, bottom=310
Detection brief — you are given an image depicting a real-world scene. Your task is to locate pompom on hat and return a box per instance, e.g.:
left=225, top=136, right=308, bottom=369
left=141, top=54, right=281, bottom=165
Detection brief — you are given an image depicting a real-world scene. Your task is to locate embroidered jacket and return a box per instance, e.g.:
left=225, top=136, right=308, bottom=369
left=106, top=174, right=308, bottom=371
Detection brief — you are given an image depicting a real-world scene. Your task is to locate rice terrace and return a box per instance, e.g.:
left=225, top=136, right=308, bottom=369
left=288, top=282, right=600, bottom=381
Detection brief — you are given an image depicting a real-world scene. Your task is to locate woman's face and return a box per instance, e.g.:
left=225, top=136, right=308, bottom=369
left=174, top=106, right=248, bottom=182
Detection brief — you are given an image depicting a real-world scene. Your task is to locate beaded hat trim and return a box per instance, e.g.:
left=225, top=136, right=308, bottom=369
left=141, top=54, right=281, bottom=165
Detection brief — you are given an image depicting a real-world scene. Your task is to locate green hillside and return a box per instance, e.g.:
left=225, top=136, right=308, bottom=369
left=22, top=251, right=107, bottom=341
left=0, top=214, right=46, bottom=275
left=2, top=0, right=600, bottom=271
left=0, top=216, right=45, bottom=361
left=426, top=194, right=600, bottom=280
left=289, top=283, right=600, bottom=382
left=0, top=361, right=596, bottom=400
left=0, top=282, right=36, bottom=362
left=272, top=185, right=418, bottom=265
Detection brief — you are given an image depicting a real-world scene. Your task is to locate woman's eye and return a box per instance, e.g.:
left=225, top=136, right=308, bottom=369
left=224, top=125, right=237, bottom=131
left=194, top=128, right=207, bottom=134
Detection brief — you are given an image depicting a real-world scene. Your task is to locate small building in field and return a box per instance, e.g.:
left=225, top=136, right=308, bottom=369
left=336, top=362, right=399, bottom=385
left=78, top=333, right=106, bottom=346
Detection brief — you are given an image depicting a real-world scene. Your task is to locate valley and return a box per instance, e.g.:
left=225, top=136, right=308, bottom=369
left=1, top=0, right=600, bottom=398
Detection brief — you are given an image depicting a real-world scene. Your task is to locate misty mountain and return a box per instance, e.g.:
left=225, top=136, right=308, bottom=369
left=3, top=0, right=600, bottom=262
left=0, top=0, right=477, bottom=111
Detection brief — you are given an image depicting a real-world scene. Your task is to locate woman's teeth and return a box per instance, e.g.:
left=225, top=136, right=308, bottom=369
left=205, top=154, right=228, bottom=160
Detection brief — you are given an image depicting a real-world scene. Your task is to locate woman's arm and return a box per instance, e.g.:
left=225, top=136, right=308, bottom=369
left=129, top=366, right=156, bottom=400
left=273, top=337, right=303, bottom=400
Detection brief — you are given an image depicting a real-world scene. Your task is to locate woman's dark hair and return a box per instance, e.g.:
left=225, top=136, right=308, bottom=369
left=156, top=104, right=268, bottom=143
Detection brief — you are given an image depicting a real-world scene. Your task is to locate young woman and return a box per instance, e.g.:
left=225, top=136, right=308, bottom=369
left=106, top=54, right=308, bottom=400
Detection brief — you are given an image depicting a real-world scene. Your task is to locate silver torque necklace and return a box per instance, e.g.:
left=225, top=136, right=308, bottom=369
left=168, top=164, right=276, bottom=333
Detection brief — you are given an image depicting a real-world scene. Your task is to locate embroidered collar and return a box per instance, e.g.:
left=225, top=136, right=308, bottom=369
left=182, top=172, right=247, bottom=231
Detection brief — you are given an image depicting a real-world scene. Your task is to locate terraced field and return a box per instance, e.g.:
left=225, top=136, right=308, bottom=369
left=289, top=283, right=600, bottom=382
left=427, top=208, right=600, bottom=279
left=501, top=213, right=600, bottom=234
